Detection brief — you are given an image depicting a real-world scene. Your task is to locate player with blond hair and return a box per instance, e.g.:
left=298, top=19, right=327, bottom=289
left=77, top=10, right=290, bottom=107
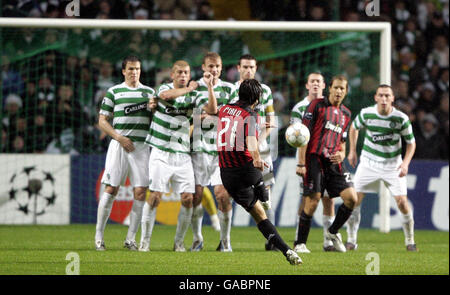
left=139, top=60, right=217, bottom=252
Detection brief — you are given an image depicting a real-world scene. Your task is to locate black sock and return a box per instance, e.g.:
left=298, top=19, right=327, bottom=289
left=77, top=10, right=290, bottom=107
left=329, top=204, right=353, bottom=234
left=257, top=219, right=290, bottom=254
left=295, top=211, right=312, bottom=245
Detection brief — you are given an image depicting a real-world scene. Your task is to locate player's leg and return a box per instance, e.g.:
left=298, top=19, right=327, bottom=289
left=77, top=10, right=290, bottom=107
left=261, top=158, right=276, bottom=250
left=190, top=184, right=205, bottom=250
left=345, top=192, right=365, bottom=250
left=326, top=186, right=357, bottom=252
left=321, top=195, right=335, bottom=251
left=294, top=154, right=322, bottom=253
left=202, top=187, right=220, bottom=231
left=140, top=190, right=162, bottom=251
left=294, top=192, right=321, bottom=253
left=394, top=194, right=417, bottom=251
left=95, top=140, right=126, bottom=250
left=172, top=154, right=196, bottom=252
left=124, top=186, right=146, bottom=250
left=215, top=184, right=233, bottom=252
left=174, top=192, right=194, bottom=252
left=125, top=144, right=150, bottom=250
left=95, top=185, right=118, bottom=250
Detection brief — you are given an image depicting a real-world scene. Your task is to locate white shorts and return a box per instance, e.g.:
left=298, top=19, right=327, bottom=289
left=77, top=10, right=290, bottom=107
left=191, top=152, right=222, bottom=186
left=149, top=148, right=195, bottom=194
left=354, top=156, right=407, bottom=197
left=101, top=140, right=150, bottom=187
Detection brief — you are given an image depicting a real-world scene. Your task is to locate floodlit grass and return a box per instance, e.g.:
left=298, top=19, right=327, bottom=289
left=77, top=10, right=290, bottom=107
left=0, top=225, right=448, bottom=275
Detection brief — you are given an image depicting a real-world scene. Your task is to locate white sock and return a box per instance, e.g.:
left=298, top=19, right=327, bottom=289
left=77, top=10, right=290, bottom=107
left=174, top=206, right=193, bottom=245
left=402, top=212, right=415, bottom=245
left=140, top=202, right=157, bottom=245
left=95, top=192, right=115, bottom=241
left=219, top=209, right=233, bottom=242
left=126, top=199, right=145, bottom=242
left=346, top=205, right=361, bottom=244
left=191, top=204, right=204, bottom=242
left=323, top=215, right=335, bottom=246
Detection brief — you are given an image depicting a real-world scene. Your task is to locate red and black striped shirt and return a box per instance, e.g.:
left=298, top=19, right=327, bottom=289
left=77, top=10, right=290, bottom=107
left=217, top=103, right=259, bottom=168
left=302, top=97, right=351, bottom=157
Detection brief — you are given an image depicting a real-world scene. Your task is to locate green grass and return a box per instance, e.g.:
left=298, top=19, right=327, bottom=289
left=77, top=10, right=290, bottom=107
left=0, top=225, right=448, bottom=275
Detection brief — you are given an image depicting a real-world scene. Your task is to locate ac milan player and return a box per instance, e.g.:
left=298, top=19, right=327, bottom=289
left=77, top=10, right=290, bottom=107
left=296, top=75, right=357, bottom=252
left=217, top=79, right=302, bottom=265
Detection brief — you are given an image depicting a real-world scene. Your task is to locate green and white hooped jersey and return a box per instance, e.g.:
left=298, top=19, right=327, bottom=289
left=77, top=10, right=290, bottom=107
left=99, top=82, right=155, bottom=142
left=290, top=96, right=311, bottom=124
left=352, top=105, right=415, bottom=162
left=145, top=83, right=198, bottom=154
left=193, top=78, right=236, bottom=155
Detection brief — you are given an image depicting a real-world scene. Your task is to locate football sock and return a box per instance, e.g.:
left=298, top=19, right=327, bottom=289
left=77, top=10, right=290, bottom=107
left=126, top=199, right=145, bottom=242
left=323, top=214, right=335, bottom=246
left=295, top=211, right=312, bottom=245
left=257, top=219, right=290, bottom=254
left=346, top=205, right=361, bottom=244
left=95, top=192, right=115, bottom=241
left=174, top=205, right=193, bottom=245
left=329, top=204, right=353, bottom=234
left=191, top=204, right=204, bottom=242
left=219, top=209, right=233, bottom=242
left=402, top=212, right=415, bottom=245
left=140, top=202, right=157, bottom=245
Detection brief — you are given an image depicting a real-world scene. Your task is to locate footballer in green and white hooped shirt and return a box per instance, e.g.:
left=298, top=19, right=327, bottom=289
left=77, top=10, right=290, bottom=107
left=346, top=84, right=417, bottom=252
left=140, top=60, right=218, bottom=252
left=96, top=56, right=156, bottom=252
left=191, top=52, right=236, bottom=253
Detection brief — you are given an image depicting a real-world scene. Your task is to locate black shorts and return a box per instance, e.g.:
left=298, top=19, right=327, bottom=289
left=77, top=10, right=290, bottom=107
left=220, top=162, right=263, bottom=212
left=303, top=154, right=353, bottom=198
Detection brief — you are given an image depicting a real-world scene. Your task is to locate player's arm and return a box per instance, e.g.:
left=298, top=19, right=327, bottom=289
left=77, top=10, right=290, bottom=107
left=399, top=141, right=416, bottom=177
left=247, top=135, right=265, bottom=171
left=296, top=144, right=307, bottom=176
left=202, top=72, right=218, bottom=115
left=98, top=114, right=134, bottom=152
left=348, top=120, right=360, bottom=168
left=159, top=81, right=198, bottom=101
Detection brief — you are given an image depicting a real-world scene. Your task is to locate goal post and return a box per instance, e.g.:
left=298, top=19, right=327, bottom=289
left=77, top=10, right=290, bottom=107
left=0, top=18, right=391, bottom=231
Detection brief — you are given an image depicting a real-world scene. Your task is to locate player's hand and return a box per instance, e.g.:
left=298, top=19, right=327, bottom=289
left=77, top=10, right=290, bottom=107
left=264, top=121, right=277, bottom=129
left=347, top=151, right=358, bottom=168
left=187, top=80, right=198, bottom=91
left=330, top=151, right=345, bottom=164
left=148, top=95, right=157, bottom=110
left=398, top=162, right=409, bottom=177
left=296, top=166, right=306, bottom=177
left=118, top=135, right=134, bottom=153
left=203, top=72, right=214, bottom=87
left=253, top=159, right=268, bottom=171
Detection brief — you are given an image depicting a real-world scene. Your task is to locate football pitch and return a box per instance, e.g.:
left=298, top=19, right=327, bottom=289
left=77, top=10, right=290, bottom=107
left=0, top=225, right=448, bottom=275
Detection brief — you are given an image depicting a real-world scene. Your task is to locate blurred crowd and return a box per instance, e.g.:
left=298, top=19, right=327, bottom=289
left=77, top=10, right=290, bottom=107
left=1, top=0, right=448, bottom=160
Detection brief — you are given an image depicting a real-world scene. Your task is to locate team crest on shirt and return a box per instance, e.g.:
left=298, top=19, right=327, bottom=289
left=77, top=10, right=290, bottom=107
left=220, top=91, right=226, bottom=98
left=184, top=96, right=192, bottom=104
left=142, top=92, right=149, bottom=98
left=389, top=121, right=398, bottom=130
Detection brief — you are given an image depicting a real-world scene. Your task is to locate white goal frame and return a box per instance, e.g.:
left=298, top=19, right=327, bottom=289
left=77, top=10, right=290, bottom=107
left=0, top=18, right=392, bottom=232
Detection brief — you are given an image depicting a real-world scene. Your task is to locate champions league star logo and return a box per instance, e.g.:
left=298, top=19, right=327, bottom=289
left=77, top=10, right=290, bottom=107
left=8, top=166, right=57, bottom=218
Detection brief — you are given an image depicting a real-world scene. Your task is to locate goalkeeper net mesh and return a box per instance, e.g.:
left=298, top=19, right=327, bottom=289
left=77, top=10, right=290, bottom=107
left=0, top=26, right=380, bottom=224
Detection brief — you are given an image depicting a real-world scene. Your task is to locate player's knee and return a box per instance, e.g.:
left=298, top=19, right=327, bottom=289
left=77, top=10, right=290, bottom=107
left=148, top=191, right=162, bottom=208
left=134, top=188, right=147, bottom=201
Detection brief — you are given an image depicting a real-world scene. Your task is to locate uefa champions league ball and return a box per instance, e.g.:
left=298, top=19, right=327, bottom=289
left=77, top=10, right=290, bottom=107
left=285, top=122, right=310, bottom=148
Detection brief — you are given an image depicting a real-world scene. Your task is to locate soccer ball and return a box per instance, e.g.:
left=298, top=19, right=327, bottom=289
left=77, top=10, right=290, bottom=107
left=285, top=122, right=310, bottom=148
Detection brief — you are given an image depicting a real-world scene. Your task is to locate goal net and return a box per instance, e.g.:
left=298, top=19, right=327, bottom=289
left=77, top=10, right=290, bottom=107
left=0, top=19, right=390, bottom=229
